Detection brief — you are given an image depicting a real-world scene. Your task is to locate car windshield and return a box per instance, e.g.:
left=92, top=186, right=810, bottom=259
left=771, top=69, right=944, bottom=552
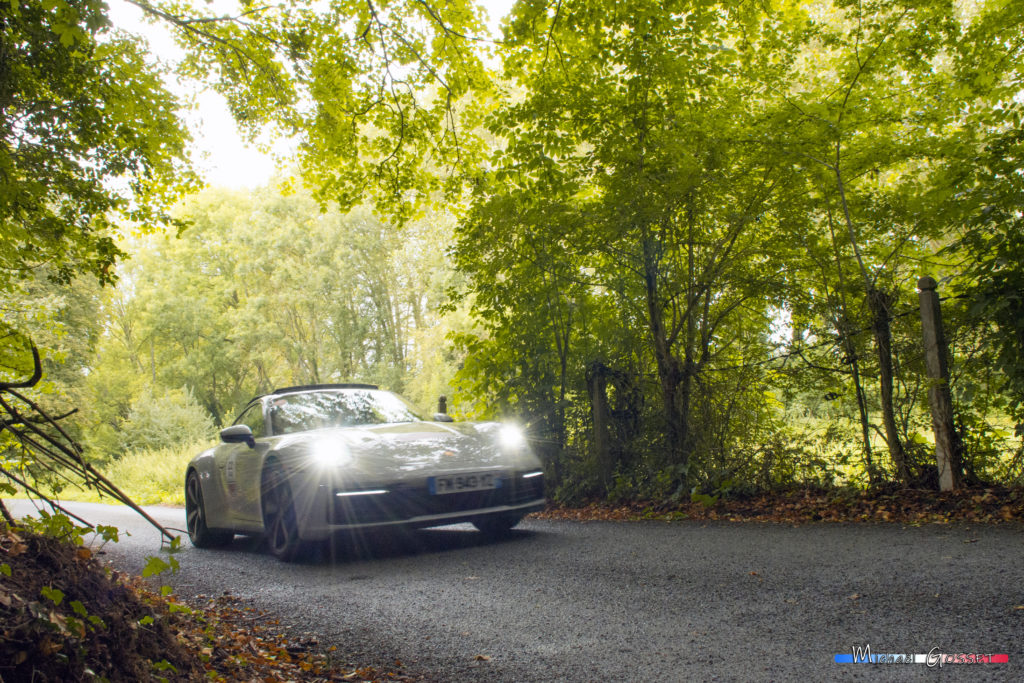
left=268, top=390, right=422, bottom=435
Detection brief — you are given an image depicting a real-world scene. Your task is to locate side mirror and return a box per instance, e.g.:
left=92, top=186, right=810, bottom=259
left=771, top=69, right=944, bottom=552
left=220, top=424, right=256, bottom=449
left=432, top=413, right=454, bottom=423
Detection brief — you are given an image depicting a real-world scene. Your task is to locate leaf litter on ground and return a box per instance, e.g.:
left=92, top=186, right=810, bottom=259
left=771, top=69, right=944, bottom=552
left=0, top=522, right=420, bottom=682
left=532, top=486, right=1024, bottom=526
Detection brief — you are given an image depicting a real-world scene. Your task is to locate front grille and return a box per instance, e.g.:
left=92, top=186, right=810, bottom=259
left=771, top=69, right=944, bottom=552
left=331, top=473, right=544, bottom=525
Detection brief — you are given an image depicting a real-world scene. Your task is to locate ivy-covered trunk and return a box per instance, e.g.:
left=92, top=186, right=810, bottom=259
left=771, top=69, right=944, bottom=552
left=868, top=287, right=909, bottom=485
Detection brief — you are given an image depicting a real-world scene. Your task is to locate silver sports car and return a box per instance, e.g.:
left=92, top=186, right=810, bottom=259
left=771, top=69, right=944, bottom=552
left=184, top=384, right=545, bottom=560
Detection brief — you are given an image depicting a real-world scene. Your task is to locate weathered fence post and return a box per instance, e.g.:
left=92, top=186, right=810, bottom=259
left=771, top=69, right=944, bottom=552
left=918, top=276, right=959, bottom=491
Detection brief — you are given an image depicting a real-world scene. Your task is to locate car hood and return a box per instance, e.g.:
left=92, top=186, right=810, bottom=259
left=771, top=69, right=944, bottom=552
left=271, top=421, right=540, bottom=481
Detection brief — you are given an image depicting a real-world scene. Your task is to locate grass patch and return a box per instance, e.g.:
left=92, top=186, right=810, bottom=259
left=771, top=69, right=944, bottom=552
left=46, top=441, right=214, bottom=507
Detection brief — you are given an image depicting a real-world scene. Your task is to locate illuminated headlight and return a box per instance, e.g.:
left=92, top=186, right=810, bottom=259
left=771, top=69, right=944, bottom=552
left=310, top=440, right=352, bottom=468
left=499, top=424, right=526, bottom=450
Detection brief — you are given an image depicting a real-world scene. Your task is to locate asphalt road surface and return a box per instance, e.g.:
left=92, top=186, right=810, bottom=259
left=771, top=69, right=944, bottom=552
left=8, top=499, right=1024, bottom=682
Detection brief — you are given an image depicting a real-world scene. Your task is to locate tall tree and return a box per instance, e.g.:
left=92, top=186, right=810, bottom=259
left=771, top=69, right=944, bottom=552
left=456, top=0, right=797, bottom=488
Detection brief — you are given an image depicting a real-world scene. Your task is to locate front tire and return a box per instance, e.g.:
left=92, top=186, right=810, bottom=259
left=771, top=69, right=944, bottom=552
left=185, top=471, right=233, bottom=548
left=261, top=464, right=306, bottom=561
left=473, top=513, right=523, bottom=537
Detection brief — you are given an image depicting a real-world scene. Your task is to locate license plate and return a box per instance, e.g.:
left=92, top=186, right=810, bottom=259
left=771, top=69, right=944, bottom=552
left=429, top=472, right=500, bottom=495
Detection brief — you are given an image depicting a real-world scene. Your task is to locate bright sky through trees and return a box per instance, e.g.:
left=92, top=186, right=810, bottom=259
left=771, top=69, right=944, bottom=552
left=106, top=0, right=515, bottom=189
left=106, top=0, right=288, bottom=188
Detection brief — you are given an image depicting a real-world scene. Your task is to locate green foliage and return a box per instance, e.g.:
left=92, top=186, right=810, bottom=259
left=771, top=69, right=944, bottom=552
left=80, top=186, right=460, bottom=428
left=16, top=509, right=119, bottom=550
left=0, top=0, right=195, bottom=293
left=150, top=0, right=493, bottom=217
left=454, top=0, right=801, bottom=492
left=5, top=0, right=1024, bottom=506
left=445, top=0, right=1024, bottom=497
left=0, top=0, right=197, bottom=513
left=950, top=125, right=1024, bottom=430
left=117, top=388, right=215, bottom=458
left=690, top=491, right=719, bottom=509
left=93, top=525, right=120, bottom=544
left=47, top=439, right=210, bottom=506
left=151, top=658, right=177, bottom=675
left=40, top=585, right=65, bottom=607
left=19, top=509, right=91, bottom=546
left=141, top=554, right=179, bottom=579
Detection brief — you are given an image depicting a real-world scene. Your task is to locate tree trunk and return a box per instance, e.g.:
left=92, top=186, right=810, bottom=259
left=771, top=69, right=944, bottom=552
left=825, top=215, right=876, bottom=485
left=642, top=238, right=689, bottom=477
left=849, top=349, right=876, bottom=484
left=868, top=287, right=909, bottom=485
left=587, top=362, right=613, bottom=489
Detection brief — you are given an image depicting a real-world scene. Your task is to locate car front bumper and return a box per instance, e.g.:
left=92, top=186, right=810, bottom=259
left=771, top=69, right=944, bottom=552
left=297, top=472, right=545, bottom=540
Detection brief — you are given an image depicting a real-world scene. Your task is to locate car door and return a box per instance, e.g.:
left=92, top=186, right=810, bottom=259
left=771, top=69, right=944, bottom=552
left=216, top=401, right=267, bottom=528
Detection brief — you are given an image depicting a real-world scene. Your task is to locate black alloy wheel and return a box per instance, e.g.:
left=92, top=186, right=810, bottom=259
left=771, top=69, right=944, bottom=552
left=185, top=471, right=233, bottom=548
left=261, top=464, right=305, bottom=561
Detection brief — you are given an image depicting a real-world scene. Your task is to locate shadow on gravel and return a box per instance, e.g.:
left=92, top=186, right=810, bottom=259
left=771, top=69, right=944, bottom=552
left=319, top=526, right=541, bottom=564
left=207, top=525, right=544, bottom=565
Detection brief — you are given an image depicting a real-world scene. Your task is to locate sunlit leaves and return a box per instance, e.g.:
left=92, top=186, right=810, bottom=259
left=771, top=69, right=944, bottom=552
left=148, top=0, right=493, bottom=216
left=0, top=0, right=196, bottom=295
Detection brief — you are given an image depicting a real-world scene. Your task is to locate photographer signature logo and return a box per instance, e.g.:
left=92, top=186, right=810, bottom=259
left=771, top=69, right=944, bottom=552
left=834, top=645, right=1008, bottom=665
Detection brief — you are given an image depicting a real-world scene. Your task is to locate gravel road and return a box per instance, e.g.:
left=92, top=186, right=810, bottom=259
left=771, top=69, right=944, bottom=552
left=8, top=500, right=1024, bottom=682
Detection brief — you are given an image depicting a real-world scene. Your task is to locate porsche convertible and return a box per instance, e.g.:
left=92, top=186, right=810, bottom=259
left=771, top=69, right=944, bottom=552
left=184, top=384, right=545, bottom=560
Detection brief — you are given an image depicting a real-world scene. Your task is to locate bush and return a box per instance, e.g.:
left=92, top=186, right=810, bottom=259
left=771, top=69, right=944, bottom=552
left=43, top=440, right=212, bottom=506
left=101, top=441, right=211, bottom=505
left=118, top=388, right=215, bottom=457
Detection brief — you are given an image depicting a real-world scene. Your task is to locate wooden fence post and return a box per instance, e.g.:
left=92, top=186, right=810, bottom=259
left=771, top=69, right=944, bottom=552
left=918, top=276, right=959, bottom=491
